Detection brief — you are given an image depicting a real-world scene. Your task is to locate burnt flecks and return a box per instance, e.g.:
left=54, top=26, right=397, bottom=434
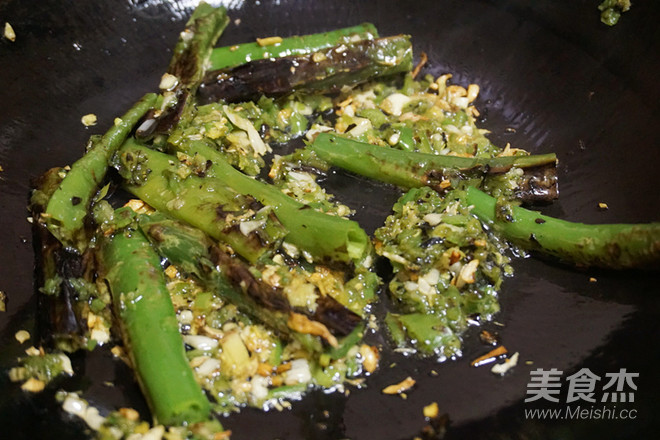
left=210, top=246, right=289, bottom=312
left=421, top=237, right=443, bottom=248
left=312, top=294, right=361, bottom=336
left=516, top=163, right=558, bottom=204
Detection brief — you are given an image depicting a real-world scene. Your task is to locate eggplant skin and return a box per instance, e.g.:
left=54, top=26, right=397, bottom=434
left=197, top=35, right=413, bottom=104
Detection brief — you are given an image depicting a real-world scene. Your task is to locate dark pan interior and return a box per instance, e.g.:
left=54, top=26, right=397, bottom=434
left=1, top=1, right=659, bottom=439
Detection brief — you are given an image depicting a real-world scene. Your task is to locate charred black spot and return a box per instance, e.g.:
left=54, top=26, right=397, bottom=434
left=292, top=164, right=327, bottom=177
left=275, top=249, right=299, bottom=267
left=222, top=223, right=269, bottom=249
left=215, top=204, right=234, bottom=219
left=209, top=246, right=290, bottom=312
left=606, top=242, right=622, bottom=259
left=312, top=295, right=361, bottom=336
left=147, top=225, right=166, bottom=242
left=516, top=163, right=558, bottom=204
left=535, top=218, right=546, bottom=224
left=421, top=237, right=443, bottom=248
left=425, top=169, right=445, bottom=184
left=247, top=196, right=264, bottom=212
left=419, top=222, right=433, bottom=233
left=137, top=90, right=189, bottom=139
left=71, top=196, right=82, bottom=206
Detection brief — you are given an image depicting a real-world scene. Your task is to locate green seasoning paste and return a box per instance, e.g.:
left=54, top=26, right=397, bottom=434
left=375, top=187, right=513, bottom=359
left=598, top=0, right=631, bottom=26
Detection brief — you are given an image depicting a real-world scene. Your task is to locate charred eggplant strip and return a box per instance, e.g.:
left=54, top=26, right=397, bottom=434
left=197, top=35, right=413, bottom=104
left=466, top=186, right=660, bottom=269
left=137, top=4, right=228, bottom=138
left=310, top=133, right=558, bottom=201
left=44, top=93, right=157, bottom=251
left=114, top=140, right=287, bottom=263
left=139, top=213, right=362, bottom=350
left=175, top=139, right=370, bottom=264
left=99, top=225, right=211, bottom=426
left=209, top=23, right=378, bottom=70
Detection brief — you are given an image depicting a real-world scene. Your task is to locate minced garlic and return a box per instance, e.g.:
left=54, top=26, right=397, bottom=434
left=423, top=402, right=439, bottom=418
left=491, top=352, right=519, bottom=375
left=81, top=113, right=97, bottom=127
left=25, top=346, right=41, bottom=356
left=4, top=22, right=16, bottom=42
left=256, top=36, right=282, bottom=47
left=359, top=344, right=379, bottom=373
left=159, top=73, right=178, bottom=91
left=15, top=330, right=30, bottom=344
left=470, top=345, right=507, bottom=367
left=21, top=377, right=45, bottom=392
left=382, top=376, right=416, bottom=395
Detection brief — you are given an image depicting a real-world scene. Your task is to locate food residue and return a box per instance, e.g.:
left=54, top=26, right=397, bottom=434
left=479, top=330, right=498, bottom=345
left=491, top=352, right=519, bottom=375
left=256, top=36, right=282, bottom=47
left=4, top=22, right=16, bottom=42
left=423, top=402, right=439, bottom=418
left=15, top=330, right=30, bottom=344
left=382, top=376, right=416, bottom=395
left=81, top=113, right=98, bottom=127
left=470, top=345, right=508, bottom=367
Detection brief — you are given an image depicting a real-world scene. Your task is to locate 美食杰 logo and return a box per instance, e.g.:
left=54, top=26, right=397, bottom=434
left=523, top=368, right=639, bottom=421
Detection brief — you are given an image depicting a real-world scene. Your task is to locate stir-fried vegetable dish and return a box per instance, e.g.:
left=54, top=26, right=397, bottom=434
left=10, top=3, right=658, bottom=439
